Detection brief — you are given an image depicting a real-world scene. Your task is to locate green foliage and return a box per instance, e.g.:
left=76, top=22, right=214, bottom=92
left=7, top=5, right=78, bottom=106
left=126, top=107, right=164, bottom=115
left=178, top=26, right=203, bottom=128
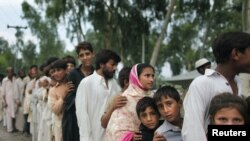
left=22, top=1, right=65, bottom=65
left=13, top=0, right=245, bottom=77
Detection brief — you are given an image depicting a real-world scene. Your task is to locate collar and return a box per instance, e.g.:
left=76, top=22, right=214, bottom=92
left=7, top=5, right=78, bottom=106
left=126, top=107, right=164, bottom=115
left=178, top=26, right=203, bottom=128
left=160, top=120, right=182, bottom=133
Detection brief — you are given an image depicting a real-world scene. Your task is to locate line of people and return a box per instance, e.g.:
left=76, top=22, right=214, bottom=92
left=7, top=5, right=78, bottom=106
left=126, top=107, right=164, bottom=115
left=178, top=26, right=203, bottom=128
left=0, top=31, right=250, bottom=141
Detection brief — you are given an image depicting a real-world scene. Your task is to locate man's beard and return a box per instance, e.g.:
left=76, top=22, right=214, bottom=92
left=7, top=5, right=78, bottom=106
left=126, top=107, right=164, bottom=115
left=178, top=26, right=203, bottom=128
left=103, top=69, right=115, bottom=80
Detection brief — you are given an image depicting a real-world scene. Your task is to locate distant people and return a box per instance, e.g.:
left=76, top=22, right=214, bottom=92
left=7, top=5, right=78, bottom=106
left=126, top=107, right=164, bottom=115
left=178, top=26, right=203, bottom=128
left=23, top=65, right=38, bottom=135
left=2, top=67, right=19, bottom=132
left=153, top=85, right=183, bottom=141
left=0, top=73, right=4, bottom=122
left=209, top=93, right=248, bottom=125
left=105, top=63, right=155, bottom=141
left=195, top=58, right=211, bottom=75
left=62, top=41, right=95, bottom=141
left=76, top=49, right=121, bottom=141
left=15, top=69, right=26, bottom=132
left=182, top=31, right=250, bottom=141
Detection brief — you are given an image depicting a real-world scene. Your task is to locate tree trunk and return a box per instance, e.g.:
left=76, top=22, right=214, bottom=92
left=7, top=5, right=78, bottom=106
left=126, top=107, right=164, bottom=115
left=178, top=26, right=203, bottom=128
left=142, top=34, right=145, bottom=63
left=150, top=0, right=176, bottom=67
left=240, top=0, right=250, bottom=97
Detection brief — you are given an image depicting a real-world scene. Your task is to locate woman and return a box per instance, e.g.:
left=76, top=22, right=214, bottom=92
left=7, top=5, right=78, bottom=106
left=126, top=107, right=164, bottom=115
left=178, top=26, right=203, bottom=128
left=105, top=63, right=155, bottom=141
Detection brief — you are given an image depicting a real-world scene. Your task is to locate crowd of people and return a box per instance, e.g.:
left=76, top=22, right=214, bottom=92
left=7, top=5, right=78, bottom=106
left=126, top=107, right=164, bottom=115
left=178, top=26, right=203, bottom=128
left=0, top=31, right=250, bottom=141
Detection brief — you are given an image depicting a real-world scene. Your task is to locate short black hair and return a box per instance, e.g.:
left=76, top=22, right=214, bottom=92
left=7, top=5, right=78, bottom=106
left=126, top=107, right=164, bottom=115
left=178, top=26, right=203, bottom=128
left=154, top=85, right=180, bottom=103
left=30, top=65, right=38, bottom=70
left=51, top=59, right=67, bottom=70
left=45, top=57, right=59, bottom=66
left=118, top=67, right=131, bottom=88
left=75, top=41, right=93, bottom=55
left=63, top=55, right=76, bottom=66
left=136, top=97, right=160, bottom=118
left=95, top=49, right=121, bottom=70
left=212, top=31, right=250, bottom=64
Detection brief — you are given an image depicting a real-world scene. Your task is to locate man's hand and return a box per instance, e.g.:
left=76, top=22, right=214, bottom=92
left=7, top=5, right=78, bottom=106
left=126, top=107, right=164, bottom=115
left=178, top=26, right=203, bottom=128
left=111, top=95, right=127, bottom=110
left=59, top=81, right=74, bottom=99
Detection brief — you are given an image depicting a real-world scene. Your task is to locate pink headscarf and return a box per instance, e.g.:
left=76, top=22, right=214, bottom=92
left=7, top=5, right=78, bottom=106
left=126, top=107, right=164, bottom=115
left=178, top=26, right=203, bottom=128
left=129, top=64, right=145, bottom=90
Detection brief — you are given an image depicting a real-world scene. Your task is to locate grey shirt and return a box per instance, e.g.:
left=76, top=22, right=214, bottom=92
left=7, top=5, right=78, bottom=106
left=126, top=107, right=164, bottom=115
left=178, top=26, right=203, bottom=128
left=156, top=120, right=182, bottom=141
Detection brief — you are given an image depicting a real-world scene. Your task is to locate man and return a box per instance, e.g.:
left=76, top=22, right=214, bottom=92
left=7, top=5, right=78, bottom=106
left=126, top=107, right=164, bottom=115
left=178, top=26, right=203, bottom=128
left=62, top=41, right=95, bottom=141
left=76, top=49, right=121, bottom=141
left=15, top=69, right=26, bottom=132
left=2, top=67, right=19, bottom=132
left=195, top=58, right=211, bottom=75
left=182, top=31, right=250, bottom=141
left=23, top=65, right=38, bottom=135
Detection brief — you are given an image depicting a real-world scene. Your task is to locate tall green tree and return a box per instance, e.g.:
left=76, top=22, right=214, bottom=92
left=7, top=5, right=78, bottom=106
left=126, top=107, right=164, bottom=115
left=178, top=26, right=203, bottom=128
left=22, top=1, right=65, bottom=65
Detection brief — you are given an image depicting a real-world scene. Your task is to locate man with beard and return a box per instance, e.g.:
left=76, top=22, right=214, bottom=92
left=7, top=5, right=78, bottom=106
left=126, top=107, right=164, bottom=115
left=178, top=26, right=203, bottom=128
left=75, top=49, right=121, bottom=141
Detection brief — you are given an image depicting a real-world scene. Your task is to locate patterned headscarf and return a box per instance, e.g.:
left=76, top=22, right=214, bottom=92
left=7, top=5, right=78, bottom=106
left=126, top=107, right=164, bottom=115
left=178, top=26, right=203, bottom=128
left=129, top=64, right=145, bottom=90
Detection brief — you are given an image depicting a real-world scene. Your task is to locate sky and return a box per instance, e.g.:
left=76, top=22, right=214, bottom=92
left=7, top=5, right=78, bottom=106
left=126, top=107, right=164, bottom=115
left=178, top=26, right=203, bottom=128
left=0, top=0, right=75, bottom=51
left=0, top=0, right=172, bottom=78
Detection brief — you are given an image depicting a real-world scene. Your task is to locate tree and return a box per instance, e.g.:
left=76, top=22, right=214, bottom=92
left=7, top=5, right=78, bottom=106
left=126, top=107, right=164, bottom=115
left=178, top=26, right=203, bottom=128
left=150, top=0, right=176, bottom=67
left=22, top=1, right=65, bottom=65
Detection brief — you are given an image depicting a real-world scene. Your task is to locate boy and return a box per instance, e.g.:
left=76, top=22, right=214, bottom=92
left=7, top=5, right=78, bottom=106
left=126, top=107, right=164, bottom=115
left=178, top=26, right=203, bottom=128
left=153, top=85, right=183, bottom=141
left=62, top=41, right=95, bottom=141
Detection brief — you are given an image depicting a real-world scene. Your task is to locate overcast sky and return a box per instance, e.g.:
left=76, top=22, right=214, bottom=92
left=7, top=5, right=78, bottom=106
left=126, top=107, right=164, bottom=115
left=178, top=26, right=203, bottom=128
left=0, top=0, right=76, bottom=51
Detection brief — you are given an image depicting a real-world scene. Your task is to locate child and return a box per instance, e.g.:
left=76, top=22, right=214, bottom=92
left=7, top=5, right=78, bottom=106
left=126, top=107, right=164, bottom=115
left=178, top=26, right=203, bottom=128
left=153, top=85, right=183, bottom=141
left=119, top=96, right=163, bottom=141
left=137, top=96, right=164, bottom=141
left=209, top=93, right=248, bottom=125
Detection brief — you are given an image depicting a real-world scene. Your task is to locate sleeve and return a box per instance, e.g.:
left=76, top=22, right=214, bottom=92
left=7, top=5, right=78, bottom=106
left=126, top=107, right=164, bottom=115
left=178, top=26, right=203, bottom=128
left=182, top=79, right=208, bottom=141
left=75, top=80, right=93, bottom=141
left=13, top=81, right=20, bottom=102
left=2, top=79, right=6, bottom=102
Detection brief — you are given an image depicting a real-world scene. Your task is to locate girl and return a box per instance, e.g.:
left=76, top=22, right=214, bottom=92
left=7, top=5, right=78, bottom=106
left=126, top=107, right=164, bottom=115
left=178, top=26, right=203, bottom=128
left=209, top=93, right=248, bottom=125
left=105, top=63, right=155, bottom=141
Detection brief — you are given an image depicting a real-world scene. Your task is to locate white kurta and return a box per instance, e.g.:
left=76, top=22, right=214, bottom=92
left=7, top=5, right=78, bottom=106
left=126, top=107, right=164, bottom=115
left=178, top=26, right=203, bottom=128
left=182, top=69, right=240, bottom=141
left=23, top=78, right=36, bottom=115
left=75, top=71, right=120, bottom=141
left=15, top=77, right=25, bottom=131
left=2, top=77, right=19, bottom=132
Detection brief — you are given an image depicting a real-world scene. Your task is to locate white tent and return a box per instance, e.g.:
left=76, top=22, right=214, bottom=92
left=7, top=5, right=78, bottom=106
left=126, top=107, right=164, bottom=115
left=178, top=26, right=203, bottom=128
left=164, top=70, right=201, bottom=89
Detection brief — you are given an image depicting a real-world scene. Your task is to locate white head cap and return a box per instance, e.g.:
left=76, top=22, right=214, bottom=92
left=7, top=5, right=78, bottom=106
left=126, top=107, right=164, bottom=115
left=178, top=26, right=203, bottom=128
left=195, top=58, right=210, bottom=69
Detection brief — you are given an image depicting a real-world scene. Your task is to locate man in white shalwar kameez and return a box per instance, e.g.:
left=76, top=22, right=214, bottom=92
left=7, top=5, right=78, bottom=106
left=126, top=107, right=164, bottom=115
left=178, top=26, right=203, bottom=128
left=23, top=65, right=38, bottom=135
left=2, top=67, right=19, bottom=132
left=76, top=49, right=121, bottom=141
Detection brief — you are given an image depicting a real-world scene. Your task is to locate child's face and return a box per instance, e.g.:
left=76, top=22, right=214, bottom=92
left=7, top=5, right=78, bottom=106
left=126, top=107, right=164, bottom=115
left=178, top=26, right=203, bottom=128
left=156, top=96, right=181, bottom=124
left=139, top=106, right=159, bottom=129
left=212, top=107, right=245, bottom=125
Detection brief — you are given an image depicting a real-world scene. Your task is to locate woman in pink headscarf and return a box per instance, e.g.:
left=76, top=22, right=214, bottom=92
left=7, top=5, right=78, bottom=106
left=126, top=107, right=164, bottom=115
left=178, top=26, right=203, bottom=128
left=105, top=63, right=155, bottom=141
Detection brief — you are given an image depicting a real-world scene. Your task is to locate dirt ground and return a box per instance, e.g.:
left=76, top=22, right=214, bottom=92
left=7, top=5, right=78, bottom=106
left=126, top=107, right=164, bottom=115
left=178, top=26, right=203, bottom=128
left=0, top=121, right=31, bottom=141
